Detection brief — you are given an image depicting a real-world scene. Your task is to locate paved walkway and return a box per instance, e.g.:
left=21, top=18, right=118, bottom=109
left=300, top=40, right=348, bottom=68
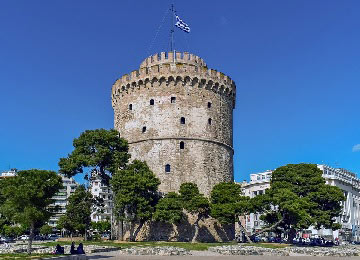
left=87, top=250, right=360, bottom=260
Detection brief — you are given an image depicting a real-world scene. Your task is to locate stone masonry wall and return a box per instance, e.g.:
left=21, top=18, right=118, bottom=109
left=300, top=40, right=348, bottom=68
left=112, top=51, right=236, bottom=196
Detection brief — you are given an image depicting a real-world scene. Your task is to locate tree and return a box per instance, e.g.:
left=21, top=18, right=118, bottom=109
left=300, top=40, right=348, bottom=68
left=153, top=192, right=183, bottom=224
left=59, top=129, right=130, bottom=183
left=61, top=185, right=93, bottom=240
left=111, top=160, right=160, bottom=241
left=40, top=224, right=53, bottom=236
left=0, top=170, right=63, bottom=254
left=179, top=183, right=210, bottom=243
left=210, top=182, right=253, bottom=243
left=258, top=164, right=345, bottom=242
left=91, top=220, right=111, bottom=233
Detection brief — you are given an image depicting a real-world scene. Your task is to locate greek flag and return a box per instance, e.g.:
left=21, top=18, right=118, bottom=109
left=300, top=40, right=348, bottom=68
left=175, top=15, right=190, bottom=33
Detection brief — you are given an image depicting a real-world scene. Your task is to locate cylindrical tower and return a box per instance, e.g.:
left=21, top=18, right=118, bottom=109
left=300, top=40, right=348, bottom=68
left=111, top=51, right=236, bottom=196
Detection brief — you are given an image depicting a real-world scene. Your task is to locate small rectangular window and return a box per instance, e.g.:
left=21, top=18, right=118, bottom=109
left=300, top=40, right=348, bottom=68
left=129, top=104, right=133, bottom=110
left=165, top=164, right=171, bottom=173
left=142, top=126, right=146, bottom=133
left=208, top=102, right=212, bottom=108
left=150, top=99, right=154, bottom=105
left=171, top=97, right=176, bottom=103
left=180, top=117, right=185, bottom=124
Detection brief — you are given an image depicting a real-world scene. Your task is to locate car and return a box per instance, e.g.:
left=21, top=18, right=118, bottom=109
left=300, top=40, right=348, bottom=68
left=47, top=234, right=59, bottom=241
left=0, top=237, right=15, bottom=243
left=19, top=235, right=29, bottom=241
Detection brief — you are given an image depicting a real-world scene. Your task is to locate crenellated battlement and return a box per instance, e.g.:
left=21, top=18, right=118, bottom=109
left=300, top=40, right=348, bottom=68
left=140, top=51, right=206, bottom=68
left=112, top=52, right=236, bottom=108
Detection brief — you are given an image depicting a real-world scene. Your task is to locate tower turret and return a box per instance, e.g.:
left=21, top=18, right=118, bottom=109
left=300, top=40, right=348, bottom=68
left=112, top=51, right=236, bottom=196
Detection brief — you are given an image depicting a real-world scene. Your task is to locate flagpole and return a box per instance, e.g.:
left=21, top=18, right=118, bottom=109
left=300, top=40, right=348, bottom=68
left=170, top=4, right=176, bottom=63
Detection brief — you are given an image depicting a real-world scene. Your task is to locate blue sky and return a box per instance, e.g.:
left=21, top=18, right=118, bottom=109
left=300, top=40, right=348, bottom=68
left=0, top=0, right=359, bottom=184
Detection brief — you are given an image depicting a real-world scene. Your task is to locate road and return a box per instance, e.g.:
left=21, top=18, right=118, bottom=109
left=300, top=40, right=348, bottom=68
left=87, top=250, right=360, bottom=260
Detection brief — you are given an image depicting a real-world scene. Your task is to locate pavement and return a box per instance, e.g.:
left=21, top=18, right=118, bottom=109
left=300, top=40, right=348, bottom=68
left=87, top=250, right=360, bottom=260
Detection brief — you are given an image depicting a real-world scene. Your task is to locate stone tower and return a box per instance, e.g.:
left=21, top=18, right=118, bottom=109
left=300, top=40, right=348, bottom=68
left=111, top=51, right=236, bottom=196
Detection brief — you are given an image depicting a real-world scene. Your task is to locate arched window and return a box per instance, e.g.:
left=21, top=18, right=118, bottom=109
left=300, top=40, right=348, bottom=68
left=180, top=117, right=185, bottom=124
left=208, top=102, right=212, bottom=108
left=142, top=126, right=146, bottom=133
left=171, top=97, right=176, bottom=103
left=180, top=141, right=184, bottom=149
left=150, top=99, right=154, bottom=105
left=129, top=104, right=133, bottom=110
left=208, top=118, right=212, bottom=125
left=165, top=164, right=171, bottom=173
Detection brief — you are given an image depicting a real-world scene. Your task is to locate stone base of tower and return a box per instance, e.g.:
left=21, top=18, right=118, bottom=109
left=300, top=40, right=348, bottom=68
left=118, top=216, right=234, bottom=242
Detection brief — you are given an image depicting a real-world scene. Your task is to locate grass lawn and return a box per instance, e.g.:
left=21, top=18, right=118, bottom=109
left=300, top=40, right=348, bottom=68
left=39, top=241, right=289, bottom=251
left=241, top=243, right=290, bottom=249
left=0, top=253, right=61, bottom=260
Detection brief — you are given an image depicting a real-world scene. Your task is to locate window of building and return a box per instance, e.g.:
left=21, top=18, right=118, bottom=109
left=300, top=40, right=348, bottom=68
left=259, top=190, right=263, bottom=195
left=165, top=164, right=171, bottom=173
left=180, top=117, right=185, bottom=124
left=208, top=118, right=212, bottom=125
left=180, top=141, right=184, bottom=149
left=253, top=191, right=258, bottom=196
left=129, top=104, right=132, bottom=110
left=171, top=97, right=176, bottom=103
left=150, top=99, right=154, bottom=105
left=142, top=126, right=146, bottom=133
left=208, top=102, right=212, bottom=108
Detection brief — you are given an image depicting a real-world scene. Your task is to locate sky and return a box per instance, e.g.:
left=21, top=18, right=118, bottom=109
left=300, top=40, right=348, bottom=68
left=0, top=0, right=359, bottom=184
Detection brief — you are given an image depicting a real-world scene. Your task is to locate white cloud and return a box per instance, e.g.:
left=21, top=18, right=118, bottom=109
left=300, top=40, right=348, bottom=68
left=353, top=144, right=360, bottom=152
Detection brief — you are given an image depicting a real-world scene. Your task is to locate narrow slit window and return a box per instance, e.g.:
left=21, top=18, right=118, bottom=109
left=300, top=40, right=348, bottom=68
left=208, top=102, right=212, bottom=108
left=208, top=118, right=212, bottom=125
left=171, top=97, right=176, bottom=103
left=150, top=99, right=154, bottom=105
left=142, top=126, right=146, bottom=133
left=180, top=117, right=186, bottom=124
left=165, top=164, right=171, bottom=173
left=180, top=141, right=184, bottom=149
left=129, top=104, right=133, bottom=110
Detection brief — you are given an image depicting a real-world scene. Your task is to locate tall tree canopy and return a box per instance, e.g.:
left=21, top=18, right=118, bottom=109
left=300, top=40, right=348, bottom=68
left=58, top=129, right=130, bottom=182
left=179, top=183, right=209, bottom=243
left=0, top=170, right=63, bottom=254
left=58, top=185, right=93, bottom=240
left=153, top=192, right=184, bottom=224
left=111, top=160, right=160, bottom=241
left=210, top=182, right=252, bottom=242
left=259, top=163, right=345, bottom=241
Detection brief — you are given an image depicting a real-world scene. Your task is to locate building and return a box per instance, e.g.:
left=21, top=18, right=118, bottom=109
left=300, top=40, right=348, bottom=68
left=0, top=168, right=17, bottom=178
left=48, top=175, right=79, bottom=228
left=89, top=171, right=113, bottom=222
left=111, top=51, right=236, bottom=196
left=241, top=164, right=360, bottom=241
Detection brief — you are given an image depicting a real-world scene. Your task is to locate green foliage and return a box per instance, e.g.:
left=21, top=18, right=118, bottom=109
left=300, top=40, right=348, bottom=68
left=179, top=183, right=209, bottom=243
left=179, top=183, right=209, bottom=216
left=60, top=185, right=93, bottom=236
left=210, top=182, right=250, bottom=224
left=58, top=129, right=130, bottom=180
left=111, top=160, right=160, bottom=223
left=91, top=221, right=111, bottom=233
left=0, top=169, right=63, bottom=253
left=261, top=163, right=345, bottom=235
left=153, top=192, right=183, bottom=224
left=40, top=224, right=53, bottom=235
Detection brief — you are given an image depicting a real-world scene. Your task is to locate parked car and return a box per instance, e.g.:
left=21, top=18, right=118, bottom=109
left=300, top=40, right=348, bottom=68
left=47, top=234, right=59, bottom=241
left=18, top=235, right=29, bottom=241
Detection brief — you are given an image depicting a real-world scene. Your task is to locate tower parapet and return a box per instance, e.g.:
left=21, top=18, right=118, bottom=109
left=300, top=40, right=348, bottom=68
left=112, top=52, right=236, bottom=196
left=112, top=51, right=236, bottom=110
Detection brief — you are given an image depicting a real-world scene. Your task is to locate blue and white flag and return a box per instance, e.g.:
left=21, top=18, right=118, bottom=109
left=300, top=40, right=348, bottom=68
left=175, top=15, right=190, bottom=33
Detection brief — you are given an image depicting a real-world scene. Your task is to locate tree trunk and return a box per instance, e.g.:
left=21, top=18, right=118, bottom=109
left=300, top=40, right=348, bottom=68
left=133, top=221, right=144, bottom=242
left=27, top=222, right=34, bottom=255
left=84, top=226, right=87, bottom=241
left=237, top=217, right=252, bottom=243
left=119, top=220, right=124, bottom=241
left=287, top=227, right=296, bottom=244
left=191, top=216, right=200, bottom=243
left=129, top=221, right=135, bottom=241
left=256, top=217, right=284, bottom=235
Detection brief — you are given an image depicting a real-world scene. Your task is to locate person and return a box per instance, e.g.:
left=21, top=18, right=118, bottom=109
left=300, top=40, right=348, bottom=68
left=76, top=243, right=85, bottom=254
left=70, top=242, right=77, bottom=254
left=54, top=244, right=64, bottom=254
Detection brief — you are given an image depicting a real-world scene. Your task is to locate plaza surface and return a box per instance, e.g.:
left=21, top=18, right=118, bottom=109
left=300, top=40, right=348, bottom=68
left=87, top=250, right=360, bottom=260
